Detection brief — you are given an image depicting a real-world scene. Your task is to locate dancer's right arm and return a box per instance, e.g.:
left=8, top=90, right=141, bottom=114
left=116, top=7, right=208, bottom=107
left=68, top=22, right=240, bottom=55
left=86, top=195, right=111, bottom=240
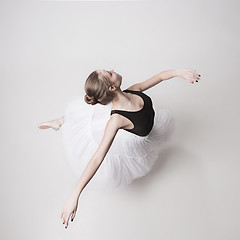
left=127, top=69, right=200, bottom=92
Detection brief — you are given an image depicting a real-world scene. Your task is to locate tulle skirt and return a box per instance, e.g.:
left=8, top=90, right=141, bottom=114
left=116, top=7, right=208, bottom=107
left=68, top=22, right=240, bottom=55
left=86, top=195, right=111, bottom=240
left=61, top=95, right=175, bottom=191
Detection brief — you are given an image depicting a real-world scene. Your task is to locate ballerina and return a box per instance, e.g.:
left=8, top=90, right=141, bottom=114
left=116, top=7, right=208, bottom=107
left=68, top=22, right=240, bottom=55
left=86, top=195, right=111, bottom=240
left=38, top=68, right=201, bottom=228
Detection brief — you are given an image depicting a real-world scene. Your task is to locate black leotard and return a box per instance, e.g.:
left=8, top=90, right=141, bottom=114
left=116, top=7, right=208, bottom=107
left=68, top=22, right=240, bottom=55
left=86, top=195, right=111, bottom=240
left=110, top=89, right=155, bottom=137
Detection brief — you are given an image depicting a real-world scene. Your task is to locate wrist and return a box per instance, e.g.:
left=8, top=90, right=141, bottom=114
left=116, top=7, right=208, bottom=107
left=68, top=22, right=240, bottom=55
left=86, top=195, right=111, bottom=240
left=72, top=188, right=82, bottom=200
left=159, top=69, right=181, bottom=81
left=174, top=69, right=183, bottom=78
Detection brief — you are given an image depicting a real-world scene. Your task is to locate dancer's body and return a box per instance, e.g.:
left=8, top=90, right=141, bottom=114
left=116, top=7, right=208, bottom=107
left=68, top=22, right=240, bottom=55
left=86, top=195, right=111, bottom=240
left=38, top=68, right=201, bottom=228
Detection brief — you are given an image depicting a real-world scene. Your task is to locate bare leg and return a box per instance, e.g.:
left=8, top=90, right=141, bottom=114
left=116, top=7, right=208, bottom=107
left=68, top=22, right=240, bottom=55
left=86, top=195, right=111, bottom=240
left=38, top=115, right=64, bottom=131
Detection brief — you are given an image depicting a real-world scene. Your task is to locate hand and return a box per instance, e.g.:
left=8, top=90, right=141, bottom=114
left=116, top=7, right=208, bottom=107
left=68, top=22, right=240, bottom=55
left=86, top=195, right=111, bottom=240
left=61, top=192, right=79, bottom=229
left=178, top=69, right=201, bottom=84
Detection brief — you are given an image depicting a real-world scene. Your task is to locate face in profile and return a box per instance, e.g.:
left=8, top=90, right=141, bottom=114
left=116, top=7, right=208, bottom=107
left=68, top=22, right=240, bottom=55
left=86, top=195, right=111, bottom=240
left=99, top=69, right=122, bottom=88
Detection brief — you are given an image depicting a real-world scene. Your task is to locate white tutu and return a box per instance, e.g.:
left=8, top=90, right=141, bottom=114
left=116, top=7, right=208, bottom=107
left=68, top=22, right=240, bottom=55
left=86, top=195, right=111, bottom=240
left=61, top=95, right=175, bottom=191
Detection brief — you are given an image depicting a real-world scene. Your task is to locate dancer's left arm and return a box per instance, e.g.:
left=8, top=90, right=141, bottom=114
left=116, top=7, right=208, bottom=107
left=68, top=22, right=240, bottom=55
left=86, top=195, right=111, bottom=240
left=61, top=114, right=121, bottom=228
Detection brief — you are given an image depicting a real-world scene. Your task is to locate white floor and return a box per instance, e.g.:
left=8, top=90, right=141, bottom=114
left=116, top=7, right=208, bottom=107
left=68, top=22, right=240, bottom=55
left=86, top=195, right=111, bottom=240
left=1, top=1, right=239, bottom=240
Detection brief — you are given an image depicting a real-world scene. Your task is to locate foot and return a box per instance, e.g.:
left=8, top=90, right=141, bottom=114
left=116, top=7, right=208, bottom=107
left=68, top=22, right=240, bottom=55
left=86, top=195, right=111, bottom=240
left=38, top=117, right=64, bottom=131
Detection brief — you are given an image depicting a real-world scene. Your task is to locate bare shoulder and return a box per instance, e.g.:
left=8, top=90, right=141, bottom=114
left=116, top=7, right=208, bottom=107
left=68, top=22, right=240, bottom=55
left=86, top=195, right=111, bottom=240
left=95, top=114, right=126, bottom=160
left=125, top=83, right=142, bottom=91
left=108, top=113, right=127, bottom=130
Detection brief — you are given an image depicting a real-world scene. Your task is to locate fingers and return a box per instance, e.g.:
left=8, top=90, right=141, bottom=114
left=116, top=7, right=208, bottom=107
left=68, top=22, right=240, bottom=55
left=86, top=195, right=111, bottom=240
left=62, top=213, right=69, bottom=228
left=61, top=211, right=65, bottom=225
left=61, top=211, right=75, bottom=229
left=65, top=214, right=70, bottom=228
left=71, top=211, right=76, bottom=222
left=61, top=210, right=67, bottom=228
left=189, top=69, right=201, bottom=84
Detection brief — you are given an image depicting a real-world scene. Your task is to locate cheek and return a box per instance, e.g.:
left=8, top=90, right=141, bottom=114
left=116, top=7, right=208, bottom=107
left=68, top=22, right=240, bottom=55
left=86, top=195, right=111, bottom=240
left=112, top=74, right=121, bottom=85
left=117, top=76, right=121, bottom=84
left=113, top=76, right=118, bottom=84
left=116, top=73, right=121, bottom=80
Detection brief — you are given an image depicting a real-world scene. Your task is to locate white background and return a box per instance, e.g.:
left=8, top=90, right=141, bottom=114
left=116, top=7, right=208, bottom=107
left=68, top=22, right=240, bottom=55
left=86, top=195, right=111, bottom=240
left=0, top=0, right=239, bottom=239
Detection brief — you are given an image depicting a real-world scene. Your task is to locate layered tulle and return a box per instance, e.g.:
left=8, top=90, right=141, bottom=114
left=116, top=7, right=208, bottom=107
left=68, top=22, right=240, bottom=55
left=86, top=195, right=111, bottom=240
left=61, top=95, right=175, bottom=191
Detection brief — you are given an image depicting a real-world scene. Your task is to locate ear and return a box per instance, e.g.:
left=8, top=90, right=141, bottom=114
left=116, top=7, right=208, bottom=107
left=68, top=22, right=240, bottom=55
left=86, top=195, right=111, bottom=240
left=109, top=85, right=116, bottom=92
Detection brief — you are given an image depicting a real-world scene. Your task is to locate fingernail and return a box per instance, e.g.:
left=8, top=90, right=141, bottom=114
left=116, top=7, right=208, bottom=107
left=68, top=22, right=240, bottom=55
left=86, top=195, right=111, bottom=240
left=196, top=80, right=198, bottom=82
left=199, top=74, right=201, bottom=77
left=71, top=219, right=73, bottom=222
left=65, top=226, right=67, bottom=228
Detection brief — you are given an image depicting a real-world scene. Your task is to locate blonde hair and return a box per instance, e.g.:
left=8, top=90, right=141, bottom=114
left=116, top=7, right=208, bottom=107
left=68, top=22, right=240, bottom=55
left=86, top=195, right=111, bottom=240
left=84, top=70, right=115, bottom=105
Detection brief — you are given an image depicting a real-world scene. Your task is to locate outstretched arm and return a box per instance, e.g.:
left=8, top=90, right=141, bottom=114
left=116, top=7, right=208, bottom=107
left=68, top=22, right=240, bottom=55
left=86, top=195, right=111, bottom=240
left=128, top=69, right=201, bottom=92
left=61, top=114, right=122, bottom=228
left=73, top=116, right=120, bottom=196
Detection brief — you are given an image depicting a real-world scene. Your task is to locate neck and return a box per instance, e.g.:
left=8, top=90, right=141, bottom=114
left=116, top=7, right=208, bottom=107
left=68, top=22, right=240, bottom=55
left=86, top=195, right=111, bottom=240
left=111, top=88, right=130, bottom=107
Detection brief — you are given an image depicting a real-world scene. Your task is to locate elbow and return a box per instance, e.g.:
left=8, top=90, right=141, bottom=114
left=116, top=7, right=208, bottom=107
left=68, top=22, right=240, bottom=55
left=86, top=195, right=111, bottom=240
left=93, top=155, right=105, bottom=167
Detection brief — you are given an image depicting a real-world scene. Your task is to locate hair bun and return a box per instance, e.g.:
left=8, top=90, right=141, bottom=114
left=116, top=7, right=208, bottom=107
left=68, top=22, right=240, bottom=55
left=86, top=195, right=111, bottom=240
left=84, top=94, right=99, bottom=105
